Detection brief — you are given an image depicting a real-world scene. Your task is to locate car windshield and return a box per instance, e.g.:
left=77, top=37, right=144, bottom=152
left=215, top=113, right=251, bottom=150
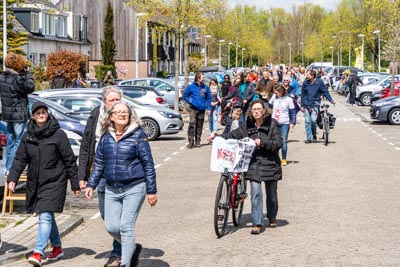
left=31, top=96, right=74, bottom=114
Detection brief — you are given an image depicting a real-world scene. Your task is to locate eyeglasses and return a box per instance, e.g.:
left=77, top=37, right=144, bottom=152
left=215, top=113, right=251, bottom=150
left=113, top=110, right=129, bottom=115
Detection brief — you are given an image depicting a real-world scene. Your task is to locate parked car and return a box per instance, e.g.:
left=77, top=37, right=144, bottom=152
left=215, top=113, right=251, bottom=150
left=356, top=75, right=400, bottom=106
left=370, top=81, right=400, bottom=103
left=370, top=96, right=400, bottom=125
left=28, top=95, right=88, bottom=136
left=33, top=88, right=184, bottom=141
left=118, top=78, right=184, bottom=111
left=116, top=85, right=168, bottom=108
left=336, top=73, right=383, bottom=96
left=328, top=66, right=365, bottom=90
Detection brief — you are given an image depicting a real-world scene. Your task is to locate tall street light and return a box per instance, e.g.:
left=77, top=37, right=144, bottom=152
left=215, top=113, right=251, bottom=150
left=358, top=34, right=365, bottom=71
left=218, top=39, right=225, bottom=68
left=135, top=13, right=146, bottom=78
left=241, top=48, right=246, bottom=68
left=228, top=41, right=233, bottom=69
left=236, top=44, right=240, bottom=68
left=204, top=35, right=211, bottom=67
left=329, top=46, right=334, bottom=64
left=3, top=0, right=7, bottom=71
left=288, top=43, right=292, bottom=67
left=300, top=41, right=304, bottom=66
left=373, top=30, right=381, bottom=72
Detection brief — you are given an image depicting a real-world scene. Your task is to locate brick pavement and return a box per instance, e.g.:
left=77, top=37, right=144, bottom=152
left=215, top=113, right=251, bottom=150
left=3, top=99, right=400, bottom=266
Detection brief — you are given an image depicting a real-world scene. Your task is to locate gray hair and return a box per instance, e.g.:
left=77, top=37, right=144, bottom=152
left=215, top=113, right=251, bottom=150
left=101, top=101, right=141, bottom=135
left=102, top=86, right=122, bottom=102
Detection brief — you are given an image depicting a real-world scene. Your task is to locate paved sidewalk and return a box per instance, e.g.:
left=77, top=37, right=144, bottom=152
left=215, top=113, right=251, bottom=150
left=0, top=209, right=83, bottom=265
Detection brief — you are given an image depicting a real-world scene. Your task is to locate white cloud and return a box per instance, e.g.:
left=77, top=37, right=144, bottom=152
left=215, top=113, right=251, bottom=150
left=226, top=0, right=341, bottom=11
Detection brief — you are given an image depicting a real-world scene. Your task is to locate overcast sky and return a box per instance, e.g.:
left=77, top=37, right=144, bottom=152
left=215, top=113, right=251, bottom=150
left=227, top=0, right=341, bottom=11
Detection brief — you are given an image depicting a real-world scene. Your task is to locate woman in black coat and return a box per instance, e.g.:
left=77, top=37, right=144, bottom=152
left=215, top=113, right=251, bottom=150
left=8, top=101, right=80, bottom=267
left=209, top=100, right=283, bottom=234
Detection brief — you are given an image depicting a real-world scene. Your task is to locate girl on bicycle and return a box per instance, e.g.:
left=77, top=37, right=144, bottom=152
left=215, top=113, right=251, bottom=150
left=209, top=100, right=283, bottom=234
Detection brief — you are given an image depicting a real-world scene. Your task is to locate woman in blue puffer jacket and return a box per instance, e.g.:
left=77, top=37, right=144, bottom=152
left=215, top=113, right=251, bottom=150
left=85, top=101, right=157, bottom=267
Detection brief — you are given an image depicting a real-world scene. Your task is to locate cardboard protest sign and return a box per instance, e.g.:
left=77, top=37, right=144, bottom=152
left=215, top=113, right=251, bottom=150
left=210, top=137, right=256, bottom=172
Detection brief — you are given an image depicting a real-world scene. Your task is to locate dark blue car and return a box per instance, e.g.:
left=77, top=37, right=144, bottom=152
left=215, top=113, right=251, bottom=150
left=29, top=95, right=88, bottom=136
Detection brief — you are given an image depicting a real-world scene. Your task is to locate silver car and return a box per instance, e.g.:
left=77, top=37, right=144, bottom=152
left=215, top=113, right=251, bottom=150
left=32, top=88, right=184, bottom=141
left=118, top=78, right=185, bottom=111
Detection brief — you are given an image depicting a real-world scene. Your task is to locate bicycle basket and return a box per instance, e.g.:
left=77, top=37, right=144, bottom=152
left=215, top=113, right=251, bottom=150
left=328, top=113, right=336, bottom=129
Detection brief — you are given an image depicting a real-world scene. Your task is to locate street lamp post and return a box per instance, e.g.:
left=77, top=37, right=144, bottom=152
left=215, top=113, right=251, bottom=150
left=358, top=34, right=365, bottom=71
left=204, top=35, right=211, bottom=67
left=3, top=0, right=7, bottom=71
left=135, top=13, right=146, bottom=78
left=300, top=41, right=304, bottom=66
left=288, top=43, right=292, bottom=67
left=218, top=39, right=225, bottom=68
left=241, top=48, right=246, bottom=68
left=329, top=46, right=334, bottom=64
left=228, top=41, right=233, bottom=69
left=373, top=30, right=381, bottom=72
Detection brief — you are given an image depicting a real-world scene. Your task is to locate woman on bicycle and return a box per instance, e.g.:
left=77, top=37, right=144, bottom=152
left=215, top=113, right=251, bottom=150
left=269, top=85, right=297, bottom=166
left=209, top=100, right=283, bottom=234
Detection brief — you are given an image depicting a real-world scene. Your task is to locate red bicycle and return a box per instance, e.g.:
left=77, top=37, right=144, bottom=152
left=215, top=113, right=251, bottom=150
left=214, top=170, right=247, bottom=238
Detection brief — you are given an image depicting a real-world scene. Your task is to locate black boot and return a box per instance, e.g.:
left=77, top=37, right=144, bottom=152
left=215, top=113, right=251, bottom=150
left=130, top=243, right=142, bottom=267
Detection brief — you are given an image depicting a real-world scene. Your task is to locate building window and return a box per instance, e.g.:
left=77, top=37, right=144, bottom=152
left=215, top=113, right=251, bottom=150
left=31, top=12, right=39, bottom=32
left=56, top=16, right=67, bottom=37
left=80, top=16, right=88, bottom=41
left=73, top=15, right=79, bottom=39
left=29, top=53, right=37, bottom=65
left=39, top=54, right=46, bottom=66
left=43, top=13, right=55, bottom=35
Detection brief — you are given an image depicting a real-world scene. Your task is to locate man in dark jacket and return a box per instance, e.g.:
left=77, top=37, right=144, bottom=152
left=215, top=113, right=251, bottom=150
left=183, top=72, right=211, bottom=148
left=301, top=69, right=335, bottom=143
left=78, top=86, right=123, bottom=267
left=0, top=53, right=35, bottom=172
left=50, top=69, right=68, bottom=89
left=255, top=70, right=274, bottom=103
left=348, top=71, right=363, bottom=106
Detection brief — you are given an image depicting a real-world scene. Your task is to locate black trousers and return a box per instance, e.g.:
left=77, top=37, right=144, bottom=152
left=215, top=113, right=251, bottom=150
left=187, top=108, right=205, bottom=144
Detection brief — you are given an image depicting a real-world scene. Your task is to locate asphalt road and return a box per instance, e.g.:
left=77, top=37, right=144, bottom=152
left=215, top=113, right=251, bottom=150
left=4, top=91, right=400, bottom=266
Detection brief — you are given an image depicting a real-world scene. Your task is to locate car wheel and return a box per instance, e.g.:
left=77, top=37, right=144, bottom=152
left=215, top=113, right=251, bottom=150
left=142, top=119, right=159, bottom=141
left=179, top=98, right=185, bottom=111
left=360, top=93, right=371, bottom=106
left=388, top=108, right=400, bottom=125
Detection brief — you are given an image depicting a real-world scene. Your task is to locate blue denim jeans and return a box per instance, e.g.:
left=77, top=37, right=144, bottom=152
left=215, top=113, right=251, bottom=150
left=104, top=182, right=146, bottom=266
left=250, top=180, right=278, bottom=226
left=34, top=212, right=61, bottom=255
left=97, top=178, right=122, bottom=257
left=303, top=106, right=319, bottom=141
left=279, top=124, right=289, bottom=160
left=208, top=106, right=220, bottom=134
left=6, top=122, right=26, bottom=171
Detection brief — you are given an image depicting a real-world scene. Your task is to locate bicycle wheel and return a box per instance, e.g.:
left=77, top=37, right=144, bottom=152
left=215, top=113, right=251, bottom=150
left=214, top=174, right=230, bottom=238
left=323, top=116, right=329, bottom=146
left=232, top=176, right=247, bottom=226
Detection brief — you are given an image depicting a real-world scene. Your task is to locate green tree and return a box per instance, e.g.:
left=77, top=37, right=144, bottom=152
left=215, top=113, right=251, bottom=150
left=99, top=1, right=116, bottom=79
left=0, top=0, right=29, bottom=59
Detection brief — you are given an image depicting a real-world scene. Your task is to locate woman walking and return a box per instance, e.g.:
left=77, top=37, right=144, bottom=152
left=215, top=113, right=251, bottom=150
left=7, top=101, right=81, bottom=267
left=269, top=85, right=297, bottom=166
left=208, top=78, right=221, bottom=139
left=209, top=100, right=283, bottom=234
left=85, top=101, right=157, bottom=267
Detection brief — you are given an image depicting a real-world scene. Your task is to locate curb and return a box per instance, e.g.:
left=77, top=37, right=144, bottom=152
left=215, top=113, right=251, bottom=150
left=0, top=213, right=83, bottom=266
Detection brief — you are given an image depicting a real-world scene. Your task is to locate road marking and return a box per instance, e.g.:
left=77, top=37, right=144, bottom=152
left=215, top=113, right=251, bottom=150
left=382, top=137, right=388, bottom=141
left=164, top=157, right=171, bottom=162
left=180, top=146, right=186, bottom=150
left=155, top=164, right=161, bottom=169
left=396, top=147, right=400, bottom=151
left=90, top=211, right=101, bottom=220
left=388, top=142, right=394, bottom=146
left=377, top=133, right=382, bottom=137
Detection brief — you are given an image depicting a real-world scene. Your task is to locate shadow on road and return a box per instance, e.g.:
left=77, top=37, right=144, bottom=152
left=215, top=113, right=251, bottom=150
left=95, top=247, right=169, bottom=266
left=0, top=242, right=27, bottom=255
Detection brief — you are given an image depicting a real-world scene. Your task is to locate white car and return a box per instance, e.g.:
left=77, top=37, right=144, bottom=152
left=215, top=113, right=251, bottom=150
left=118, top=78, right=184, bottom=110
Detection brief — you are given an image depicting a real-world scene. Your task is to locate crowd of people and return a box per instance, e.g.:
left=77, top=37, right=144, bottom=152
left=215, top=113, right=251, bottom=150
left=0, top=49, right=336, bottom=266
left=185, top=65, right=335, bottom=235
